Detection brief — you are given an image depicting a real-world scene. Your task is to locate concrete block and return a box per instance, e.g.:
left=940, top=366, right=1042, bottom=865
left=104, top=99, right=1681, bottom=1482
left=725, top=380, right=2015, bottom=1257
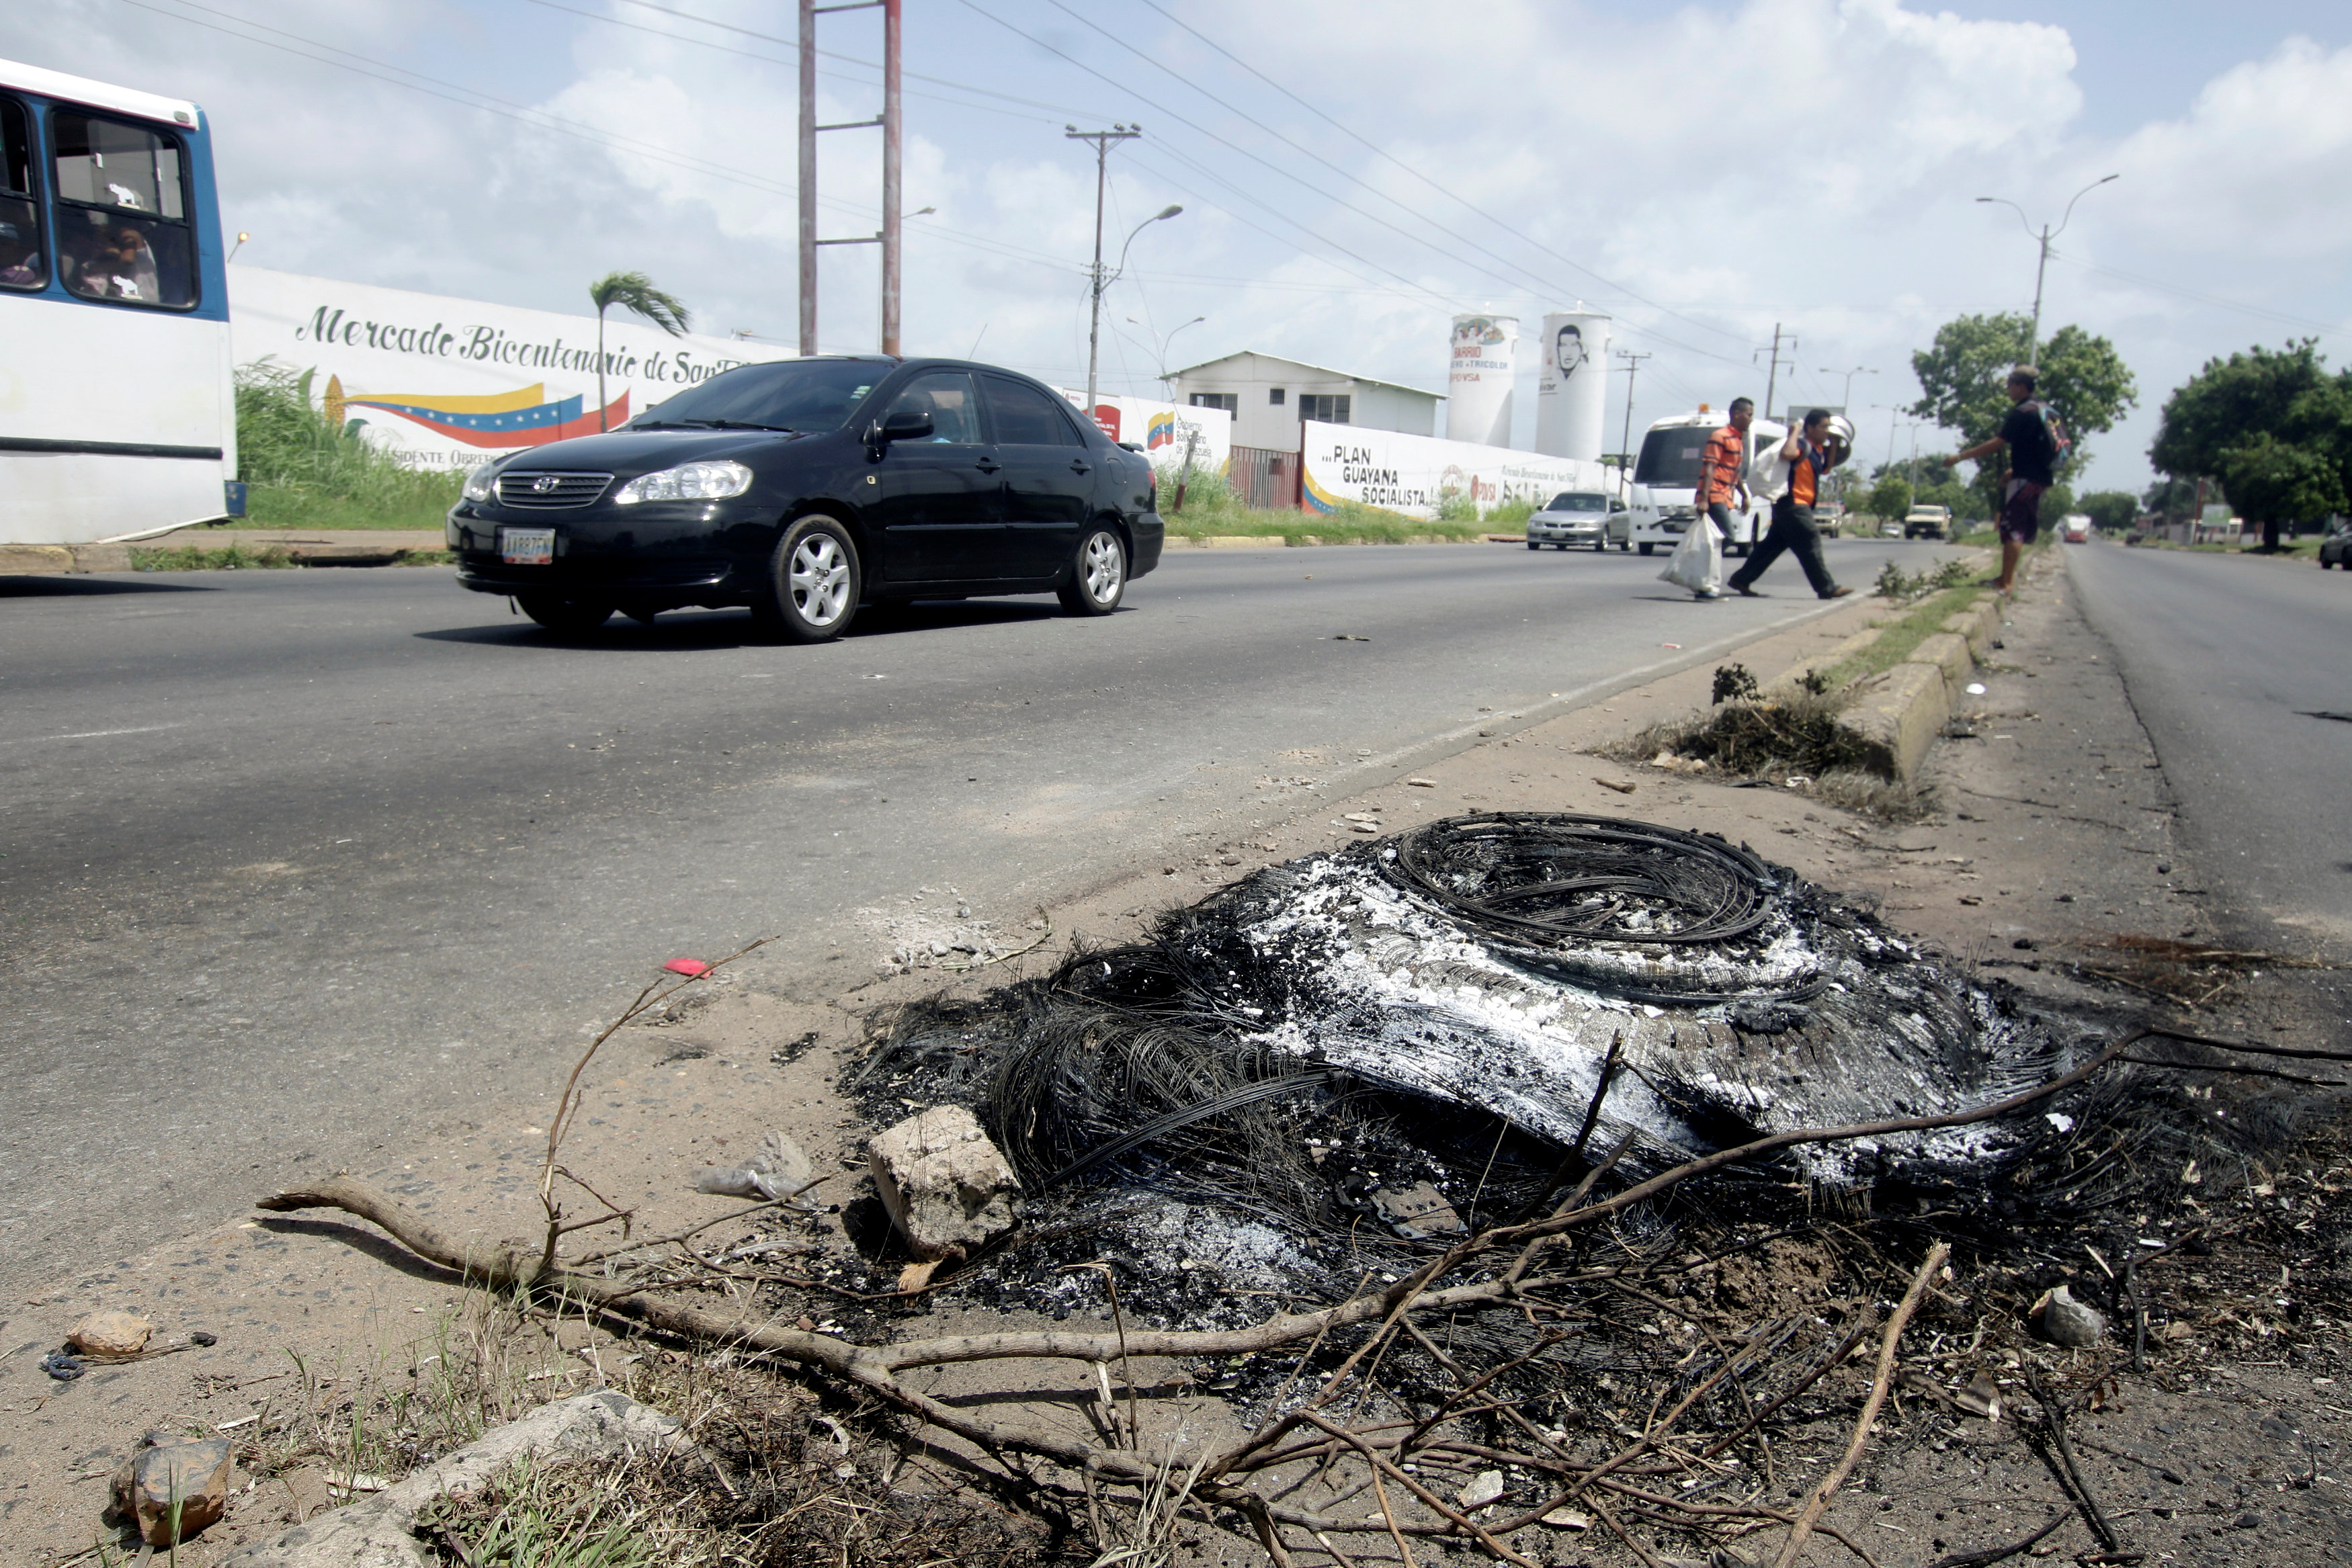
left=1941, top=607, right=1991, bottom=659
left=0, top=545, right=75, bottom=574
left=867, top=1105, right=1022, bottom=1260
left=70, top=543, right=133, bottom=572
left=1907, top=631, right=1976, bottom=694
left=1835, top=662, right=1949, bottom=781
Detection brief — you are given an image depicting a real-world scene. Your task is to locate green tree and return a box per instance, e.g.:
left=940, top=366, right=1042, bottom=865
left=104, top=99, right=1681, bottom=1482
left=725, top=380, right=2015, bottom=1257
left=2148, top=341, right=2352, bottom=548
left=1910, top=312, right=2137, bottom=507
left=2141, top=476, right=2201, bottom=521
left=1866, top=474, right=1912, bottom=521
left=2212, top=435, right=2345, bottom=543
left=588, top=271, right=691, bottom=431
left=2078, top=490, right=2138, bottom=532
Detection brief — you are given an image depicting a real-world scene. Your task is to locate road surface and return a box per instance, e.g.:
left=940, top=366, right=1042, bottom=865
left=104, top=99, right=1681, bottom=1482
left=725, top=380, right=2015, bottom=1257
left=2066, top=543, right=2351, bottom=955
left=0, top=537, right=1927, bottom=1293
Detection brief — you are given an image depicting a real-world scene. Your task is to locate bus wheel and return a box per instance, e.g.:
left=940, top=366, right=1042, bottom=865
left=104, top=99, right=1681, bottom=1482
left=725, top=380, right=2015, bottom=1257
left=1638, top=542, right=1654, bottom=556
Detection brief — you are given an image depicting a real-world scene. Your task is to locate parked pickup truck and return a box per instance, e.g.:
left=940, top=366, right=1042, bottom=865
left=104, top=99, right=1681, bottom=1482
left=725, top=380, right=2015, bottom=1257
left=1903, top=504, right=1953, bottom=540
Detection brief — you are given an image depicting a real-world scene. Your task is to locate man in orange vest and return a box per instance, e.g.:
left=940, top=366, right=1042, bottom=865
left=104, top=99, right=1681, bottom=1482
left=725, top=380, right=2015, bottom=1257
left=1729, top=408, right=1854, bottom=599
left=1695, top=398, right=1752, bottom=556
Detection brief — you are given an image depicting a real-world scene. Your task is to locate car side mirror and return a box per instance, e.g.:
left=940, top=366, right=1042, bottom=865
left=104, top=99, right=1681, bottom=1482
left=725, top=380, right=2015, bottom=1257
left=880, top=410, right=933, bottom=443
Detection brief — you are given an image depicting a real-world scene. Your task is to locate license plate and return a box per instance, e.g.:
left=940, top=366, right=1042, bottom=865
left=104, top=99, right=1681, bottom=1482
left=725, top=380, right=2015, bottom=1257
left=499, top=527, right=554, bottom=566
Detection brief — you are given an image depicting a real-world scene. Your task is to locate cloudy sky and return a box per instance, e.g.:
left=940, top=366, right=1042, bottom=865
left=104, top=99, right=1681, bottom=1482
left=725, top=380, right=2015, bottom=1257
left=7, top=0, right=2349, bottom=491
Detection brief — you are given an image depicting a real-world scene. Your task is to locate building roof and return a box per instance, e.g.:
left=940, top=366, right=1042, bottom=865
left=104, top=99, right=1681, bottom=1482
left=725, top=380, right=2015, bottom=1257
left=1166, top=349, right=1443, bottom=402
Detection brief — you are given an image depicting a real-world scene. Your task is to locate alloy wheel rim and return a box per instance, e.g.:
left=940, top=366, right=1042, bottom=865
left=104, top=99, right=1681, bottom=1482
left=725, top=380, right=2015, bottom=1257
left=790, top=535, right=851, bottom=625
left=1083, top=533, right=1123, bottom=602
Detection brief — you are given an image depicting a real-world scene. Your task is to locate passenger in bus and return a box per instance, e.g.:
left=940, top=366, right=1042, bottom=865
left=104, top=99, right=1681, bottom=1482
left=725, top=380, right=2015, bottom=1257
left=61, top=218, right=159, bottom=302
left=0, top=211, right=42, bottom=288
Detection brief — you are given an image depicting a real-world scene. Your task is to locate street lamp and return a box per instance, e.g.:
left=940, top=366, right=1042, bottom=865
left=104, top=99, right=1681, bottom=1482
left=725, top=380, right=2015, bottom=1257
left=1820, top=365, right=1875, bottom=409
left=1085, top=204, right=1183, bottom=417
left=1130, top=313, right=1206, bottom=390
left=1974, top=174, right=2117, bottom=363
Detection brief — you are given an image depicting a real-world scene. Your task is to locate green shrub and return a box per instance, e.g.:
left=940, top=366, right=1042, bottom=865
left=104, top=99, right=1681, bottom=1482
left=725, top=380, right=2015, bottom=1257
left=237, top=359, right=462, bottom=529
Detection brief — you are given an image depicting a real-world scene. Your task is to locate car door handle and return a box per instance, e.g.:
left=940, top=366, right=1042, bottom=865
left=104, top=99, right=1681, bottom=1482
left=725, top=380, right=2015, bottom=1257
left=1068, top=460, right=1091, bottom=475
left=974, top=458, right=1000, bottom=474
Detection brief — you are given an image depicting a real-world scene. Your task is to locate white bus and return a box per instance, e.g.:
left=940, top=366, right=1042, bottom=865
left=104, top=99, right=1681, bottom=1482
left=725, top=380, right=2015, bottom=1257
left=1624, top=409, right=1788, bottom=558
left=1, top=58, right=238, bottom=547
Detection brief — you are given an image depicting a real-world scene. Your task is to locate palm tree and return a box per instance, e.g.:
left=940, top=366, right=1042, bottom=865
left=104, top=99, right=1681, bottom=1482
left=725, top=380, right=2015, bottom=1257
left=588, top=271, right=690, bottom=431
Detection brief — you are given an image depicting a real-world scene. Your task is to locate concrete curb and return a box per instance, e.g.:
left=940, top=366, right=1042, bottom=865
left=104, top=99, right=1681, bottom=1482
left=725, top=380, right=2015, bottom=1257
left=1167, top=531, right=1482, bottom=550
left=1829, top=588, right=2005, bottom=781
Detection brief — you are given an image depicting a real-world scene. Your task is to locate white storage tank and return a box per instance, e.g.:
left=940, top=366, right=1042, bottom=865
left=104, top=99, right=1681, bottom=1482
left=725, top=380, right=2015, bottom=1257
left=1443, top=314, right=1517, bottom=447
left=1534, top=309, right=1610, bottom=462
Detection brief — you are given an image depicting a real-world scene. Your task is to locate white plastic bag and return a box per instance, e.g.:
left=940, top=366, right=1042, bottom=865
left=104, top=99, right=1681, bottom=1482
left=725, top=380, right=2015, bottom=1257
left=1658, top=514, right=1723, bottom=597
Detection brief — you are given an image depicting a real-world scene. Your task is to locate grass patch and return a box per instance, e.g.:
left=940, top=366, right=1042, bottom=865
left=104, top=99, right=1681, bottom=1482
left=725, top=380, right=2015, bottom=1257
left=1820, top=583, right=1982, bottom=689
left=1161, top=468, right=1485, bottom=543
left=238, top=358, right=464, bottom=530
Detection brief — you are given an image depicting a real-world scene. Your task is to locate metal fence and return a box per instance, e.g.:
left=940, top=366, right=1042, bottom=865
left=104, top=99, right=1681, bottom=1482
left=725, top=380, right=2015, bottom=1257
left=1229, top=444, right=1301, bottom=512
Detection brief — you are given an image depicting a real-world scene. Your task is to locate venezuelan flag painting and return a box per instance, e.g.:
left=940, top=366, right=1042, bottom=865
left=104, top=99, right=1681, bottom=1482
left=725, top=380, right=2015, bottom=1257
left=323, top=376, right=630, bottom=449
left=1146, top=410, right=1176, bottom=451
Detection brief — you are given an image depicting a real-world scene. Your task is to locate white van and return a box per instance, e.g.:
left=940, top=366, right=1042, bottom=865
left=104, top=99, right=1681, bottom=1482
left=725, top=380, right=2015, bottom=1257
left=1624, top=410, right=1787, bottom=557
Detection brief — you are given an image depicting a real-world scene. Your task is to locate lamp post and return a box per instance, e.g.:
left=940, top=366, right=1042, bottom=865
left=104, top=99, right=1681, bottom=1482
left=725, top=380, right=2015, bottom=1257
left=1080, top=204, right=1182, bottom=417
left=1974, top=174, right=2118, bottom=363
left=1131, top=314, right=1206, bottom=392
left=1820, top=365, right=1875, bottom=410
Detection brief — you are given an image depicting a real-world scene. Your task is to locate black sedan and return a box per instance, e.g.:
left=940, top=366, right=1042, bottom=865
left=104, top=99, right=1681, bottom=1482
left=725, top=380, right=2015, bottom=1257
left=446, top=356, right=1164, bottom=639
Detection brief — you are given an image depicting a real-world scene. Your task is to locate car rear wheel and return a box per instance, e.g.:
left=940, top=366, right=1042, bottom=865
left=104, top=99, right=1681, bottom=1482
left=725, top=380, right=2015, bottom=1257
left=1058, top=525, right=1128, bottom=615
left=516, top=593, right=613, bottom=633
left=753, top=515, right=861, bottom=642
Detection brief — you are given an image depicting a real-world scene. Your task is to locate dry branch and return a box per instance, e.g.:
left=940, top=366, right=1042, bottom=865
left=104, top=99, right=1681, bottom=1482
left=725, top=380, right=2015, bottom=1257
left=1766, top=1240, right=1948, bottom=1568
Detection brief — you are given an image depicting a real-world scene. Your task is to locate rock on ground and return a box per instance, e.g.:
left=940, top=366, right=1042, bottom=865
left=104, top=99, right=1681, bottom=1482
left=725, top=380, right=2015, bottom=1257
left=867, top=1104, right=1023, bottom=1260
left=218, top=1391, right=685, bottom=1567
left=112, top=1434, right=234, bottom=1545
left=70, top=1308, right=153, bottom=1356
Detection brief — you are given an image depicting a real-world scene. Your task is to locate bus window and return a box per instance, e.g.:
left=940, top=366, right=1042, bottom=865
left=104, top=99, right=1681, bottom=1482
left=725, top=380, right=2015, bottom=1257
left=50, top=112, right=193, bottom=308
left=0, top=97, right=41, bottom=290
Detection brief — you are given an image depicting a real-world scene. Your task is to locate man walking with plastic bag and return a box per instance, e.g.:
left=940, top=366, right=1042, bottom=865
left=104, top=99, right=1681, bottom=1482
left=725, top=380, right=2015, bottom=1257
left=1662, top=398, right=1750, bottom=599
left=1728, top=408, right=1854, bottom=600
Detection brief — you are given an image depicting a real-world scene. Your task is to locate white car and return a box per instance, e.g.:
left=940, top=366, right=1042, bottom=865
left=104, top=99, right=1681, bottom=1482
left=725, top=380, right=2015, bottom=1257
left=1526, top=490, right=1623, bottom=552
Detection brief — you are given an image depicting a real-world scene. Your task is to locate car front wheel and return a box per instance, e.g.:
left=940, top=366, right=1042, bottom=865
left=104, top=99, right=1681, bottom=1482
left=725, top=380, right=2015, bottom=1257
left=753, top=515, right=861, bottom=642
left=1527, top=540, right=1540, bottom=551
left=1058, top=525, right=1128, bottom=615
left=516, top=593, right=613, bottom=633
left=1638, top=542, right=1654, bottom=556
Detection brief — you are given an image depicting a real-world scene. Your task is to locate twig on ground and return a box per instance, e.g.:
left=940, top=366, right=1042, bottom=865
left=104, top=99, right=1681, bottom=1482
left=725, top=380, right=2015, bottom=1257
left=1767, top=1241, right=1949, bottom=1568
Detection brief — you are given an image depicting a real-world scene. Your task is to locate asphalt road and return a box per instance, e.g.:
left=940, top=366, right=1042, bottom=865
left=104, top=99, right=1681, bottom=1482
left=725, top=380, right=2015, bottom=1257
left=1, top=535, right=1931, bottom=1293
left=2066, top=543, right=2351, bottom=954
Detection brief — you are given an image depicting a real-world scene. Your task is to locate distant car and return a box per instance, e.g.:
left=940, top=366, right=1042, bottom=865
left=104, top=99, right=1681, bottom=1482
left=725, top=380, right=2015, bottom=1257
left=1813, top=501, right=1845, bottom=537
left=1880, top=518, right=1904, bottom=538
left=2322, top=522, right=2352, bottom=570
left=446, top=355, right=1164, bottom=638
left=2060, top=513, right=2092, bottom=544
left=1526, top=490, right=1615, bottom=552
left=1903, top=505, right=1951, bottom=540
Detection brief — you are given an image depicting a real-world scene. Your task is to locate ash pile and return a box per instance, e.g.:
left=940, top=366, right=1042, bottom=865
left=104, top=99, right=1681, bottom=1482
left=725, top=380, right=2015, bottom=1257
left=855, top=814, right=2177, bottom=1326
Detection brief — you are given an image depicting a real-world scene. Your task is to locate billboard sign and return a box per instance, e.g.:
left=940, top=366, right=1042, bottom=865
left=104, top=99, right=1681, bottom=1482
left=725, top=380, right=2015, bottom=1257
left=1057, top=387, right=1232, bottom=473
left=227, top=265, right=794, bottom=469
left=1300, top=421, right=1611, bottom=521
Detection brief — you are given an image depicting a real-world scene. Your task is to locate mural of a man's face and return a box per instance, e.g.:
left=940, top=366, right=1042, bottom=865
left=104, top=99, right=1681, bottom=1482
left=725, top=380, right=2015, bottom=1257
left=1556, top=324, right=1585, bottom=380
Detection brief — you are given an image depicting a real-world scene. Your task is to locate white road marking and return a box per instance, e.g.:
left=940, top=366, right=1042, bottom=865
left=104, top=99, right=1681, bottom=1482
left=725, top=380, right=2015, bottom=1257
left=2, top=724, right=183, bottom=745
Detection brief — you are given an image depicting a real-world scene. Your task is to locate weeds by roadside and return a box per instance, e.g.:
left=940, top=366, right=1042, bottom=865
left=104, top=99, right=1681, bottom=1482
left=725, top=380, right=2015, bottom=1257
left=1872, top=555, right=1976, bottom=600
left=237, top=358, right=464, bottom=530
left=130, top=543, right=297, bottom=570
left=1162, top=465, right=1493, bottom=543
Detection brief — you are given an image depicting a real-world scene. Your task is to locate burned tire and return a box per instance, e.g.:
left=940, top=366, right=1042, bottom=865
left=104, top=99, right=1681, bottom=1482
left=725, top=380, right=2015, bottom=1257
left=516, top=593, right=613, bottom=633
left=753, top=515, right=861, bottom=643
left=1057, top=525, right=1127, bottom=616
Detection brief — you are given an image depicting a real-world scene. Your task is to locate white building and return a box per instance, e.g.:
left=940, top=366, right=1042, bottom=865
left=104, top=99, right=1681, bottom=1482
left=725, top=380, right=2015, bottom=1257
left=1166, top=351, right=1442, bottom=451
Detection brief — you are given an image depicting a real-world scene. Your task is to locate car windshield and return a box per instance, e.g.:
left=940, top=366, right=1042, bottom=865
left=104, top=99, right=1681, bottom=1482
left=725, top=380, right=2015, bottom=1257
left=1632, top=428, right=1706, bottom=489
left=630, top=360, right=880, bottom=433
left=1546, top=492, right=1607, bottom=513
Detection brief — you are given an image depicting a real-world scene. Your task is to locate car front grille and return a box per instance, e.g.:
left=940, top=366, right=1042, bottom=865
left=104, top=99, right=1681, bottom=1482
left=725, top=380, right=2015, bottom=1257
left=495, top=471, right=613, bottom=509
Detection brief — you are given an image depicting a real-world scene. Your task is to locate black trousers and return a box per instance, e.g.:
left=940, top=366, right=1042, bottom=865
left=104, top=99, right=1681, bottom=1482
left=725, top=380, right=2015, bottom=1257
left=1730, top=498, right=1836, bottom=597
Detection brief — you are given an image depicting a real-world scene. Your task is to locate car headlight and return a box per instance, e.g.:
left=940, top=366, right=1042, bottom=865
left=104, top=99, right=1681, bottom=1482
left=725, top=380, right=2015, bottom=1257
left=614, top=460, right=754, bottom=505
left=461, top=462, right=498, bottom=503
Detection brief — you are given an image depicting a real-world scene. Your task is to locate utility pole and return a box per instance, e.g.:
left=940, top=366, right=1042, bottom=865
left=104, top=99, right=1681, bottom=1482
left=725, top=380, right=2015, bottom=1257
left=880, top=0, right=900, bottom=355
left=1820, top=364, right=1875, bottom=410
left=1976, top=174, right=2117, bottom=363
left=798, top=0, right=894, bottom=356
left=1758, top=323, right=1796, bottom=425
left=1614, top=349, right=1650, bottom=475
left=1066, top=124, right=1141, bottom=418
